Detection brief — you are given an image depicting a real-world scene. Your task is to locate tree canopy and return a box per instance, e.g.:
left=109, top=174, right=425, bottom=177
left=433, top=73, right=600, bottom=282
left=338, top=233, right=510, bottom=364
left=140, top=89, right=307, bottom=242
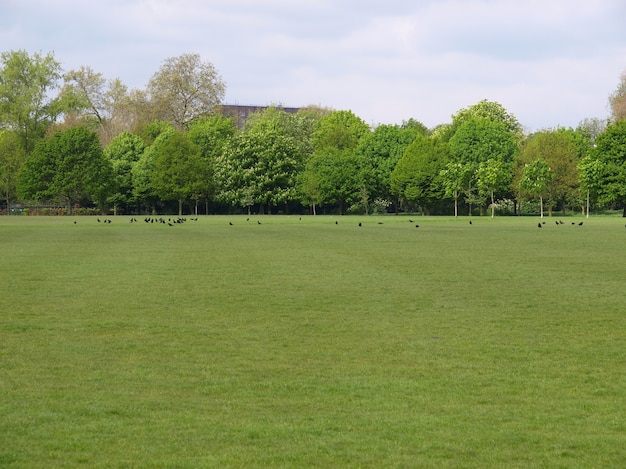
left=18, top=126, right=114, bottom=213
left=0, top=50, right=63, bottom=153
left=2, top=48, right=625, bottom=217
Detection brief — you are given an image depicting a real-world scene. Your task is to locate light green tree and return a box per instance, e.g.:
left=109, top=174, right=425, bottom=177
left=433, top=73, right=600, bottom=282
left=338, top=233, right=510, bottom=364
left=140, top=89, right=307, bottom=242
left=476, top=158, right=511, bottom=218
left=0, top=50, right=63, bottom=154
left=297, top=169, right=322, bottom=215
left=519, top=160, right=552, bottom=218
left=439, top=162, right=471, bottom=218
left=151, top=130, right=208, bottom=216
left=449, top=116, right=518, bottom=214
left=313, top=110, right=370, bottom=152
left=132, top=124, right=175, bottom=212
left=577, top=155, right=604, bottom=217
left=518, top=129, right=581, bottom=215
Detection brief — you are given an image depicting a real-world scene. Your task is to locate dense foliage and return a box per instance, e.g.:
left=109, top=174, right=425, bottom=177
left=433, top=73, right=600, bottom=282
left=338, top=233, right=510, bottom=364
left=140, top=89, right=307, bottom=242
left=1, top=49, right=626, bottom=216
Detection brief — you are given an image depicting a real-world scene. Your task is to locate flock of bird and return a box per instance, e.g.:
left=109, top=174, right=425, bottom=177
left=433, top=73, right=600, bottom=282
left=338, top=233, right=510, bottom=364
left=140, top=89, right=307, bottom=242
left=537, top=220, right=584, bottom=228
left=73, top=217, right=626, bottom=229
left=92, top=216, right=198, bottom=226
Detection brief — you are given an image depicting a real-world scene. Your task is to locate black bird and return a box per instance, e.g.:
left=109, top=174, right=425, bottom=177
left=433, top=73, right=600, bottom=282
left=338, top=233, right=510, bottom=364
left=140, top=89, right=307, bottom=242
left=559, top=220, right=564, bottom=224
left=409, top=219, right=414, bottom=223
left=257, top=220, right=262, bottom=225
left=572, top=222, right=575, bottom=225
left=542, top=221, right=545, bottom=225
left=537, top=223, right=542, bottom=228
left=469, top=220, right=472, bottom=225
left=578, top=222, right=584, bottom=226
left=246, top=218, right=250, bottom=222
left=555, top=221, right=559, bottom=225
left=97, top=218, right=101, bottom=222
left=358, top=222, right=362, bottom=227
left=335, top=221, right=338, bottom=225
left=168, top=222, right=173, bottom=226
left=415, top=224, right=419, bottom=228
left=73, top=221, right=77, bottom=224
left=377, top=222, right=384, bottom=225
left=229, top=222, right=233, bottom=225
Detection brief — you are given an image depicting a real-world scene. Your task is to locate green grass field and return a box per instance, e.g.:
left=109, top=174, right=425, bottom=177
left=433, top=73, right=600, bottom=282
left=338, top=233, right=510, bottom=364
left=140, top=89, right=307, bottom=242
left=1, top=214, right=625, bottom=468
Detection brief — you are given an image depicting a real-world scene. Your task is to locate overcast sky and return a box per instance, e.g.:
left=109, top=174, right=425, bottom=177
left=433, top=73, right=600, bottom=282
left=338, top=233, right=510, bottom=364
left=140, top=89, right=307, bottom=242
left=2, top=0, right=625, bottom=131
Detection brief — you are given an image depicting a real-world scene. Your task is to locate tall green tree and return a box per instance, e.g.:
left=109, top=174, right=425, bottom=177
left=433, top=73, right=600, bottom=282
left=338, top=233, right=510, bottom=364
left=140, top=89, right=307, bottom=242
left=301, top=148, right=363, bottom=215
left=441, top=99, right=523, bottom=143
left=151, top=130, right=208, bottom=215
left=313, top=110, right=370, bottom=152
left=18, top=127, right=114, bottom=213
left=215, top=128, right=300, bottom=214
left=518, top=129, right=581, bottom=215
left=0, top=130, right=25, bottom=214
left=304, top=110, right=370, bottom=213
left=593, top=120, right=626, bottom=215
left=245, top=105, right=322, bottom=162
left=577, top=155, right=604, bottom=217
left=356, top=122, right=423, bottom=208
left=0, top=50, right=63, bottom=154
left=297, top=169, right=322, bottom=215
left=132, top=123, right=178, bottom=213
left=449, top=116, right=519, bottom=214
left=439, top=161, right=471, bottom=218
left=476, top=158, right=511, bottom=218
left=390, top=135, right=447, bottom=214
left=519, top=159, right=552, bottom=218
left=147, top=54, right=226, bottom=129
left=104, top=131, right=145, bottom=214
left=188, top=115, right=236, bottom=213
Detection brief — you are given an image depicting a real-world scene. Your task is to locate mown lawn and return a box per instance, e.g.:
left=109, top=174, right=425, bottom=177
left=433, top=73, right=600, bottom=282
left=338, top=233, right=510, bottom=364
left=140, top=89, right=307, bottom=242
left=1, top=214, right=625, bottom=467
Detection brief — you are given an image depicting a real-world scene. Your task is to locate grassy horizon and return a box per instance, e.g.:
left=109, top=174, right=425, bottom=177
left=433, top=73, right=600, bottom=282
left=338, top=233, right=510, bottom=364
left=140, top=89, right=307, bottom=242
left=1, top=214, right=625, bottom=467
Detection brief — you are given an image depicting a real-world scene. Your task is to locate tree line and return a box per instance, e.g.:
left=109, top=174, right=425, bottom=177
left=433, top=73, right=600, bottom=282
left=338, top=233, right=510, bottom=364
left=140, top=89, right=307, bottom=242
left=1, top=50, right=626, bottom=216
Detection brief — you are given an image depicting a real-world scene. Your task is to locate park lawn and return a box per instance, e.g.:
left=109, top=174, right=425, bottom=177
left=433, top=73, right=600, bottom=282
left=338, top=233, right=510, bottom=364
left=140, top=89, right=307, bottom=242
left=1, top=214, right=625, bottom=468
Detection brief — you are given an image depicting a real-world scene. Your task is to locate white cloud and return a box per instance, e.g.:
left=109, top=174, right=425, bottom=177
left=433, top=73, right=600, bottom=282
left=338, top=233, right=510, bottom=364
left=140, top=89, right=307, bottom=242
left=1, top=0, right=624, bottom=130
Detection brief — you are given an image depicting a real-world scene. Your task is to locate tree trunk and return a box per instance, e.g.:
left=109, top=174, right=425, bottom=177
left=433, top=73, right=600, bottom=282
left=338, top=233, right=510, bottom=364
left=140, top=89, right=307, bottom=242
left=539, top=196, right=544, bottom=218
left=490, top=191, right=495, bottom=218
left=178, top=198, right=183, bottom=216
left=454, top=190, right=458, bottom=218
